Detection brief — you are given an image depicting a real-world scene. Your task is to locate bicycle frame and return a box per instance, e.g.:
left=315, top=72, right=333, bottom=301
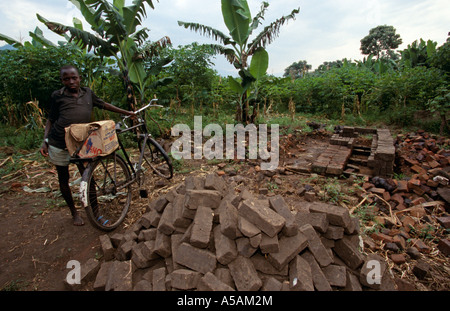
left=115, top=99, right=163, bottom=186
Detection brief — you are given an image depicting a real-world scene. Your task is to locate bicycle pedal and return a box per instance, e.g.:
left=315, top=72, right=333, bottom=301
left=139, top=189, right=148, bottom=198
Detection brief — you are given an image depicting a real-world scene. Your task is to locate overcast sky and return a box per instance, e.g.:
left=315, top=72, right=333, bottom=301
left=0, top=0, right=449, bottom=76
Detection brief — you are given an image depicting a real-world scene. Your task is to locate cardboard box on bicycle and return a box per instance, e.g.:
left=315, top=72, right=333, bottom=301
left=65, top=120, right=119, bottom=158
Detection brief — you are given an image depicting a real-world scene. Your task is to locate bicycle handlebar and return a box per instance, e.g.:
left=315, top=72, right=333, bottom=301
left=134, top=99, right=163, bottom=114
left=120, top=99, right=163, bottom=129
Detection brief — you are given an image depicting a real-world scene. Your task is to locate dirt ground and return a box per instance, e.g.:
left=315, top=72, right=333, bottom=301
left=0, top=128, right=449, bottom=291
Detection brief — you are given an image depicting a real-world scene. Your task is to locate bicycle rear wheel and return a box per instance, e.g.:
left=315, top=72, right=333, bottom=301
left=140, top=137, right=173, bottom=179
left=81, top=154, right=132, bottom=231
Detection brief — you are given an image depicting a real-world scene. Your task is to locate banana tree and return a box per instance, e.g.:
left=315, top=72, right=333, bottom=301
left=179, top=0, right=300, bottom=123
left=38, top=0, right=171, bottom=110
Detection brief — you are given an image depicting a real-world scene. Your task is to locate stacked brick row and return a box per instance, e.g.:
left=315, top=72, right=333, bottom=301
left=71, top=174, right=397, bottom=291
left=312, top=145, right=353, bottom=176
left=368, top=129, right=396, bottom=178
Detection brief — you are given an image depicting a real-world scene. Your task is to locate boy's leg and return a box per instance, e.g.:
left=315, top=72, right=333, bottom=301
left=56, top=165, right=84, bottom=226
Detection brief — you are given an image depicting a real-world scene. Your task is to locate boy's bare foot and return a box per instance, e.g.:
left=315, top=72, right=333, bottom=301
left=73, top=212, right=85, bottom=226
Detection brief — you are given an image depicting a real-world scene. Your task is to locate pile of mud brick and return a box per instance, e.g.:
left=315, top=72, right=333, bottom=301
left=328, top=127, right=395, bottom=178
left=67, top=174, right=398, bottom=291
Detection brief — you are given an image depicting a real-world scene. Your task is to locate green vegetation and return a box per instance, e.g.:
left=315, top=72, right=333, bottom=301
left=0, top=1, right=449, bottom=156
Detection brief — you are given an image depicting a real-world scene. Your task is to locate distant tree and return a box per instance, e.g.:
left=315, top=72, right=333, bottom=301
left=400, top=39, right=437, bottom=68
left=179, top=0, right=300, bottom=123
left=360, top=25, right=402, bottom=59
left=283, top=60, right=311, bottom=79
left=430, top=33, right=450, bottom=77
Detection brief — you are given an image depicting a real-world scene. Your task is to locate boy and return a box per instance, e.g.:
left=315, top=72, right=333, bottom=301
left=40, top=65, right=135, bottom=226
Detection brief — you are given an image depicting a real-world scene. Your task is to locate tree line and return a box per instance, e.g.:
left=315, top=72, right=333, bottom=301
left=0, top=1, right=448, bottom=135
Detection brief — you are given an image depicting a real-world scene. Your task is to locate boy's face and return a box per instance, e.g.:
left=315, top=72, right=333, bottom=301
left=61, top=68, right=81, bottom=92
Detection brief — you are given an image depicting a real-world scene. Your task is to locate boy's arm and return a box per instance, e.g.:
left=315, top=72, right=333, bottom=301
left=40, top=119, right=52, bottom=157
left=103, top=102, right=136, bottom=117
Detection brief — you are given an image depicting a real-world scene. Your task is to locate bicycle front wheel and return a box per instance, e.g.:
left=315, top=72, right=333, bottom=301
left=140, top=137, right=173, bottom=179
left=81, top=154, right=132, bottom=231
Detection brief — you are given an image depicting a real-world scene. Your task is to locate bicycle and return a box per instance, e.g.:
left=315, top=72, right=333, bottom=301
left=71, top=99, right=173, bottom=231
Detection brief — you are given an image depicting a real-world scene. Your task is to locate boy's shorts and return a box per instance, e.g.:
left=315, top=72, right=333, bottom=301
left=48, top=144, right=71, bottom=167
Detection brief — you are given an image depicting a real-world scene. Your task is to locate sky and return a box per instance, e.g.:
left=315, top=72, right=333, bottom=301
left=0, top=0, right=449, bottom=77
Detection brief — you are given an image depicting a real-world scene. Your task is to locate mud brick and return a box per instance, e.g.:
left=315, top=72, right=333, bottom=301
left=437, top=187, right=450, bottom=204
left=205, top=173, right=227, bottom=194
left=390, top=253, right=406, bottom=265
left=396, top=180, right=409, bottom=192
left=152, top=267, right=167, bottom=291
left=322, top=265, right=346, bottom=287
left=344, top=271, right=362, bottom=291
left=219, top=201, right=240, bottom=239
left=308, top=202, right=351, bottom=229
left=298, top=212, right=329, bottom=233
left=65, top=258, right=100, bottom=290
left=190, top=206, right=214, bottom=248
left=157, top=202, right=176, bottom=235
left=184, top=175, right=205, bottom=191
left=99, top=234, right=115, bottom=261
left=438, top=239, right=450, bottom=257
left=105, top=260, right=133, bottom=291
left=412, top=260, right=430, bottom=280
left=140, top=213, right=153, bottom=230
left=115, top=239, right=136, bottom=261
left=238, top=216, right=261, bottom=237
left=312, top=162, right=328, bottom=174
left=359, top=254, right=386, bottom=289
left=267, top=230, right=308, bottom=270
left=407, top=178, right=425, bottom=195
left=141, top=228, right=157, bottom=242
left=324, top=225, right=344, bottom=240
left=170, top=269, right=201, bottom=290
left=150, top=196, right=169, bottom=213
left=131, top=243, right=152, bottom=269
left=93, top=261, right=114, bottom=291
left=172, top=194, right=191, bottom=228
left=228, top=256, right=262, bottom=291
left=289, top=255, right=314, bottom=291
left=120, top=231, right=138, bottom=243
left=301, top=251, right=332, bottom=291
left=250, top=253, right=288, bottom=276
left=411, top=165, right=427, bottom=175
left=109, top=233, right=124, bottom=248
left=437, top=216, right=450, bottom=229
left=262, top=277, right=283, bottom=291
left=281, top=281, right=290, bottom=291
left=391, top=193, right=404, bottom=206
left=175, top=242, right=216, bottom=274
left=333, top=238, right=364, bottom=270
left=213, top=225, right=238, bottom=265
left=304, top=191, right=316, bottom=202
left=326, top=164, right=344, bottom=176
left=369, top=187, right=385, bottom=195
left=184, top=189, right=222, bottom=210
left=268, top=195, right=298, bottom=236
left=299, top=224, right=333, bottom=267
left=238, top=199, right=286, bottom=238
left=164, top=187, right=179, bottom=202
left=197, top=272, right=235, bottom=291
left=411, top=238, right=431, bottom=254
left=236, top=237, right=257, bottom=258
left=141, top=240, right=160, bottom=261
left=249, top=233, right=262, bottom=248
left=260, top=232, right=279, bottom=253
left=133, top=280, right=152, bottom=291
left=181, top=201, right=197, bottom=220
left=214, top=268, right=235, bottom=289
left=170, top=234, right=184, bottom=270
left=154, top=230, right=171, bottom=258
left=180, top=222, right=194, bottom=244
